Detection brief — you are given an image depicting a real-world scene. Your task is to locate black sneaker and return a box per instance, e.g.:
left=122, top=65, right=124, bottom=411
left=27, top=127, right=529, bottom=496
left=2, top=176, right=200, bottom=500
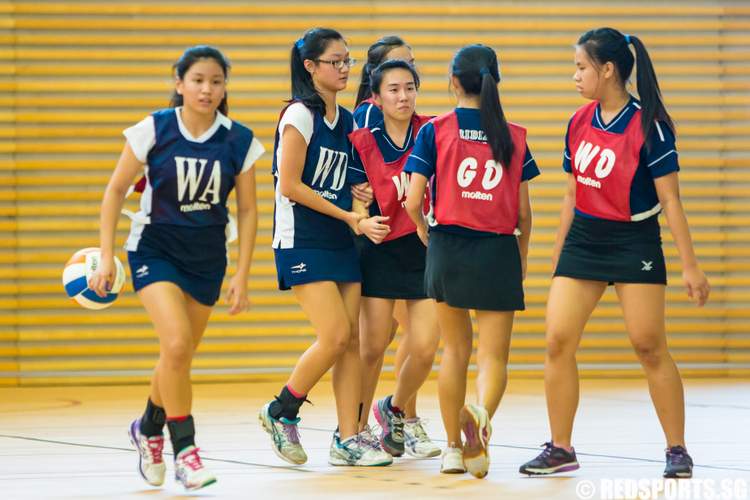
left=664, top=445, right=693, bottom=478
left=519, top=442, right=580, bottom=475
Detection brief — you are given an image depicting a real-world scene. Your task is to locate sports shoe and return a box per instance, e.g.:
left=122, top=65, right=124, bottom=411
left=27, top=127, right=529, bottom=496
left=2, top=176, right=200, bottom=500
left=128, top=418, right=166, bottom=486
left=404, top=418, right=441, bottom=458
left=460, top=404, right=492, bottom=478
left=329, top=432, right=393, bottom=466
left=519, top=442, right=580, bottom=475
left=664, top=445, right=693, bottom=478
left=440, top=445, right=467, bottom=474
left=174, top=446, right=216, bottom=491
left=360, top=424, right=386, bottom=452
left=372, top=395, right=405, bottom=456
left=258, top=402, right=307, bottom=465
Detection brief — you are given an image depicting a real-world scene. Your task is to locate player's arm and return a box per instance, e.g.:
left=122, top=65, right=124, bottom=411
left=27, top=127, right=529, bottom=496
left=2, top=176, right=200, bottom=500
left=654, top=172, right=710, bottom=306
left=405, top=172, right=429, bottom=246
left=91, top=143, right=142, bottom=297
left=227, top=166, right=258, bottom=315
left=517, top=181, right=532, bottom=280
left=278, top=125, right=363, bottom=233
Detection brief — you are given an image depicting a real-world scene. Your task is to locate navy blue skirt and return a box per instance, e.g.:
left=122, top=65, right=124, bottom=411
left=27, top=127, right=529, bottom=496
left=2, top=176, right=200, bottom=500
left=554, top=214, right=667, bottom=285
left=274, top=245, right=361, bottom=290
left=425, top=230, right=524, bottom=311
left=357, top=232, right=428, bottom=300
left=128, top=224, right=227, bottom=306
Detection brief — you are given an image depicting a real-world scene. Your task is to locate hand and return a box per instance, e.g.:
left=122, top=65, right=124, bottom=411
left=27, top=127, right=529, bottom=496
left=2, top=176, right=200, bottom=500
left=88, top=254, right=115, bottom=298
left=521, top=257, right=527, bottom=281
left=351, top=182, right=374, bottom=208
left=226, top=274, right=250, bottom=315
left=416, top=225, right=429, bottom=247
left=683, top=265, right=709, bottom=307
left=358, top=216, right=390, bottom=244
left=345, top=211, right=367, bottom=235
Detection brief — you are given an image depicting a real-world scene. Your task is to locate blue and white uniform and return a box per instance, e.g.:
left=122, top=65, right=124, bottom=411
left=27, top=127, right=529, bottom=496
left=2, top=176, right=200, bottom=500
left=271, top=101, right=361, bottom=290
left=123, top=107, right=264, bottom=305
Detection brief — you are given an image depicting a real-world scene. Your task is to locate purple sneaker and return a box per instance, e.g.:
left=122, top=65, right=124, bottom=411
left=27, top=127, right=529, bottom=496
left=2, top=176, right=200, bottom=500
left=519, top=442, right=580, bottom=475
left=372, top=395, right=405, bottom=457
left=128, top=418, right=166, bottom=486
left=664, top=445, right=693, bottom=478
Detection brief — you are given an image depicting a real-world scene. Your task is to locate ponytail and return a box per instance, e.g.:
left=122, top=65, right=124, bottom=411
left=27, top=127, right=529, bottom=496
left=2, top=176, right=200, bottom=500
left=479, top=71, right=513, bottom=166
left=355, top=62, right=374, bottom=106
left=452, top=44, right=513, bottom=167
left=629, top=35, right=675, bottom=147
left=578, top=28, right=675, bottom=149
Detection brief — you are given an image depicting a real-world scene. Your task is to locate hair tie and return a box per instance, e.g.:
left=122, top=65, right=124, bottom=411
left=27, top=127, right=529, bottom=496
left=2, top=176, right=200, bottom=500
left=295, top=37, right=305, bottom=51
left=479, top=67, right=490, bottom=77
left=624, top=34, right=631, bottom=44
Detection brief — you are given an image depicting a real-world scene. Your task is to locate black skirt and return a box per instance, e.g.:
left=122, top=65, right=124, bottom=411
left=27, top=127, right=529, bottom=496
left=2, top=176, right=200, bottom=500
left=554, top=213, right=667, bottom=285
left=357, top=232, right=428, bottom=299
left=424, top=230, right=524, bottom=311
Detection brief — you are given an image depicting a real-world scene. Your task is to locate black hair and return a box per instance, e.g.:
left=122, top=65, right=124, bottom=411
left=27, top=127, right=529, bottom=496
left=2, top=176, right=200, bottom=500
left=169, top=45, right=230, bottom=115
left=451, top=44, right=513, bottom=167
left=578, top=27, right=675, bottom=148
left=355, top=35, right=411, bottom=106
left=290, top=27, right=345, bottom=115
left=369, top=59, right=420, bottom=96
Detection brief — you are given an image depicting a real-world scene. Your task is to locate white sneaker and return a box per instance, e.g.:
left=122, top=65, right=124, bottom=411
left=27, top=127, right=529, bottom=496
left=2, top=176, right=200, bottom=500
left=258, top=402, right=307, bottom=465
left=404, top=418, right=441, bottom=458
left=460, top=404, right=492, bottom=478
left=329, top=432, right=393, bottom=466
left=360, top=425, right=386, bottom=452
left=174, top=446, right=216, bottom=491
left=128, top=419, right=166, bottom=486
left=440, top=446, right=467, bottom=474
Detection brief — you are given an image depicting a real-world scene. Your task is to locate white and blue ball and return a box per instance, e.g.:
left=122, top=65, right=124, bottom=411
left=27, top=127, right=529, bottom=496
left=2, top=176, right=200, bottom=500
left=62, top=248, right=126, bottom=310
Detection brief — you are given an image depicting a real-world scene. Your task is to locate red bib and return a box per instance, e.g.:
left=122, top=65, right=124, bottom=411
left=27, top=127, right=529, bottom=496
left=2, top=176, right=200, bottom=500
left=567, top=101, right=645, bottom=221
left=349, top=114, right=432, bottom=242
left=432, top=111, right=526, bottom=234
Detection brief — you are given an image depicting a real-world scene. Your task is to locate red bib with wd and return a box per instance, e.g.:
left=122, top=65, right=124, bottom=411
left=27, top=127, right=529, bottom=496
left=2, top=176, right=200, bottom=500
left=349, top=114, right=432, bottom=242
left=567, top=101, right=645, bottom=221
left=432, top=111, right=526, bottom=234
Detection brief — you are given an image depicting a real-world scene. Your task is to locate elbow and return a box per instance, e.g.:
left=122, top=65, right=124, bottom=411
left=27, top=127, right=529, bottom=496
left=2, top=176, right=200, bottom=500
left=236, top=205, right=257, bottom=221
left=279, top=181, right=295, bottom=200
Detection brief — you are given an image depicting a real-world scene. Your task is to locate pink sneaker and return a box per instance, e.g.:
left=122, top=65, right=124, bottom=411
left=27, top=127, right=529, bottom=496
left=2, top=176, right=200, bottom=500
left=174, top=446, right=216, bottom=490
left=128, top=419, right=166, bottom=486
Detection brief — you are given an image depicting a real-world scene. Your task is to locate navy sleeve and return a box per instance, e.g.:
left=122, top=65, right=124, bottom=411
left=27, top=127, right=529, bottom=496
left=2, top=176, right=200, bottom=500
left=353, top=102, right=383, bottom=128
left=404, top=122, right=436, bottom=178
left=347, top=145, right=369, bottom=185
left=521, top=142, right=540, bottom=181
left=562, top=116, right=574, bottom=173
left=645, top=121, right=680, bottom=178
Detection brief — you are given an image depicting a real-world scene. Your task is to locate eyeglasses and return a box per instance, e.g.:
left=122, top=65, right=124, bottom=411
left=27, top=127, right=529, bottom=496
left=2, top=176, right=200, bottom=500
left=315, top=58, right=357, bottom=70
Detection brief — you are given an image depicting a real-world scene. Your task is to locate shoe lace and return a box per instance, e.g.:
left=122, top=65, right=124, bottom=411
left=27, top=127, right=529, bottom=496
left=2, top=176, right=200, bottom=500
left=359, top=425, right=382, bottom=449
left=539, top=441, right=555, bottom=459
left=179, top=447, right=204, bottom=472
left=408, top=418, right=430, bottom=442
left=146, top=436, right=164, bottom=464
left=392, top=413, right=405, bottom=440
left=667, top=447, right=688, bottom=465
left=282, top=422, right=301, bottom=445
